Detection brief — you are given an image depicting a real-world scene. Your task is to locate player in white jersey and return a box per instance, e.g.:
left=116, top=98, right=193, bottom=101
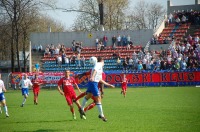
left=79, top=56, right=114, bottom=122
left=19, top=74, right=33, bottom=107
left=0, top=73, right=9, bottom=117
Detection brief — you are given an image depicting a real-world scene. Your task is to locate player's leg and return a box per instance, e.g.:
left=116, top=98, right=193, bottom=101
left=122, top=87, right=125, bottom=97
left=35, top=93, right=38, bottom=104
left=81, top=93, right=92, bottom=109
left=33, top=91, right=36, bottom=104
left=84, top=102, right=96, bottom=112
left=66, top=96, right=76, bottom=120
left=21, top=89, right=28, bottom=107
left=95, top=95, right=107, bottom=122
left=1, top=99, right=9, bottom=117
left=70, top=104, right=76, bottom=120
left=79, top=93, right=92, bottom=119
left=124, top=87, right=127, bottom=97
left=74, top=92, right=86, bottom=102
left=84, top=96, right=96, bottom=112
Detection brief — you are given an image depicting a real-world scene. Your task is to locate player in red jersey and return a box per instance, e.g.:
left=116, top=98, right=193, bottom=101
left=121, top=74, right=128, bottom=98
left=57, top=69, right=85, bottom=120
left=32, top=74, right=43, bottom=105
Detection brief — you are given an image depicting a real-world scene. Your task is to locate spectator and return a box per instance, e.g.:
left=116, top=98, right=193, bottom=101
left=174, top=60, right=180, bottom=70
left=181, top=15, right=187, bottom=24
left=116, top=57, right=121, bottom=69
left=54, top=47, right=59, bottom=55
left=127, top=35, right=131, bottom=45
left=71, top=54, right=76, bottom=64
left=112, top=35, right=117, bottom=47
left=122, top=59, right=128, bottom=72
left=44, top=48, right=50, bottom=56
left=117, top=35, right=121, bottom=46
left=57, top=55, right=62, bottom=67
left=81, top=56, right=85, bottom=68
left=38, top=45, right=42, bottom=52
left=113, top=42, right=116, bottom=50
left=103, top=35, right=108, bottom=47
left=72, top=40, right=75, bottom=52
left=61, top=52, right=66, bottom=64
left=128, top=57, right=133, bottom=70
left=49, top=44, right=55, bottom=57
left=126, top=43, right=130, bottom=50
left=194, top=35, right=199, bottom=43
left=95, top=37, right=99, bottom=48
left=35, top=63, right=40, bottom=72
left=175, top=17, right=180, bottom=26
left=181, top=59, right=187, bottom=70
left=64, top=56, right=70, bottom=68
left=168, top=13, right=173, bottom=23
left=122, top=35, right=127, bottom=46
left=137, top=61, right=143, bottom=71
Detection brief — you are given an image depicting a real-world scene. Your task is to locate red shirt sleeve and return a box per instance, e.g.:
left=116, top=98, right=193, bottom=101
left=58, top=78, right=63, bottom=86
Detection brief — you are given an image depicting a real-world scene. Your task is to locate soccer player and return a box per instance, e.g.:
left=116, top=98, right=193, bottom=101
left=79, top=56, right=114, bottom=122
left=0, top=73, right=9, bottom=117
left=57, top=69, right=85, bottom=120
left=19, top=74, right=33, bottom=107
left=121, top=74, right=128, bottom=98
left=32, top=74, right=43, bottom=105
left=75, top=72, right=109, bottom=112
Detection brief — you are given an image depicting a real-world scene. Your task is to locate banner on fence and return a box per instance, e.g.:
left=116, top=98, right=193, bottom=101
left=11, top=70, right=200, bottom=87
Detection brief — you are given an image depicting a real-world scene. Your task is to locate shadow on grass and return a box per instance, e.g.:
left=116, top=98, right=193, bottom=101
left=14, top=129, right=63, bottom=132
left=8, top=119, right=74, bottom=124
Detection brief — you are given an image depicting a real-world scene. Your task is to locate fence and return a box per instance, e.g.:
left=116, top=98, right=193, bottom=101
left=10, top=69, right=200, bottom=88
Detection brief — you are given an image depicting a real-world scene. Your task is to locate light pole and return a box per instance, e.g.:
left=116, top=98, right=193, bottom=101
left=98, top=0, right=104, bottom=31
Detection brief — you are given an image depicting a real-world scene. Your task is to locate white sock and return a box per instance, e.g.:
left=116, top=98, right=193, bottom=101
left=96, top=103, right=104, bottom=117
left=22, top=98, right=26, bottom=104
left=81, top=97, right=88, bottom=110
left=3, top=106, right=8, bottom=113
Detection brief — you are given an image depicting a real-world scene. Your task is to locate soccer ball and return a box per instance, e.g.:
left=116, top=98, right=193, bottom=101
left=89, top=56, right=97, bottom=65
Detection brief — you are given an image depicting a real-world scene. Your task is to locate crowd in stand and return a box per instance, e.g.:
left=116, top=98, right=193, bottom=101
left=43, top=43, right=86, bottom=69
left=168, top=9, right=200, bottom=26
left=33, top=29, right=200, bottom=72
left=121, top=34, right=200, bottom=72
left=151, top=9, right=200, bottom=45
left=95, top=34, right=133, bottom=51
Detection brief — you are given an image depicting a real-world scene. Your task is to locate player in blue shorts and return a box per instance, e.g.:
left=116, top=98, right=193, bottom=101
left=19, top=74, right=33, bottom=107
left=79, top=56, right=114, bottom=122
left=0, top=73, right=9, bottom=117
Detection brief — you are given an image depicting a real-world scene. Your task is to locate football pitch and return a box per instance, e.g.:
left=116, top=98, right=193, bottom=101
left=1, top=87, right=200, bottom=132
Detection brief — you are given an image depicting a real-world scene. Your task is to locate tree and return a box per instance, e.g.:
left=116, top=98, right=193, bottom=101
left=127, top=1, right=166, bottom=30
left=70, top=0, right=129, bottom=31
left=0, top=0, right=63, bottom=72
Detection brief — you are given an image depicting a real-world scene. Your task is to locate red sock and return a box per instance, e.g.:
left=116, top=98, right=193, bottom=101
left=70, top=107, right=74, bottom=114
left=74, top=92, right=86, bottom=102
left=84, top=103, right=96, bottom=112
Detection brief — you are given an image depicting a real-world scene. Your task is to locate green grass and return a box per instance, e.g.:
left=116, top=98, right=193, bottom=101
left=1, top=87, right=200, bottom=132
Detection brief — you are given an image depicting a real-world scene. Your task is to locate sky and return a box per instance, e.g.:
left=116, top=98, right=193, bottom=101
left=41, top=0, right=195, bottom=30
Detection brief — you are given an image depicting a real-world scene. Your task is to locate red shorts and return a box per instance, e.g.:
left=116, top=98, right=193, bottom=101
left=122, top=86, right=127, bottom=91
left=33, top=88, right=40, bottom=94
left=65, top=92, right=77, bottom=106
